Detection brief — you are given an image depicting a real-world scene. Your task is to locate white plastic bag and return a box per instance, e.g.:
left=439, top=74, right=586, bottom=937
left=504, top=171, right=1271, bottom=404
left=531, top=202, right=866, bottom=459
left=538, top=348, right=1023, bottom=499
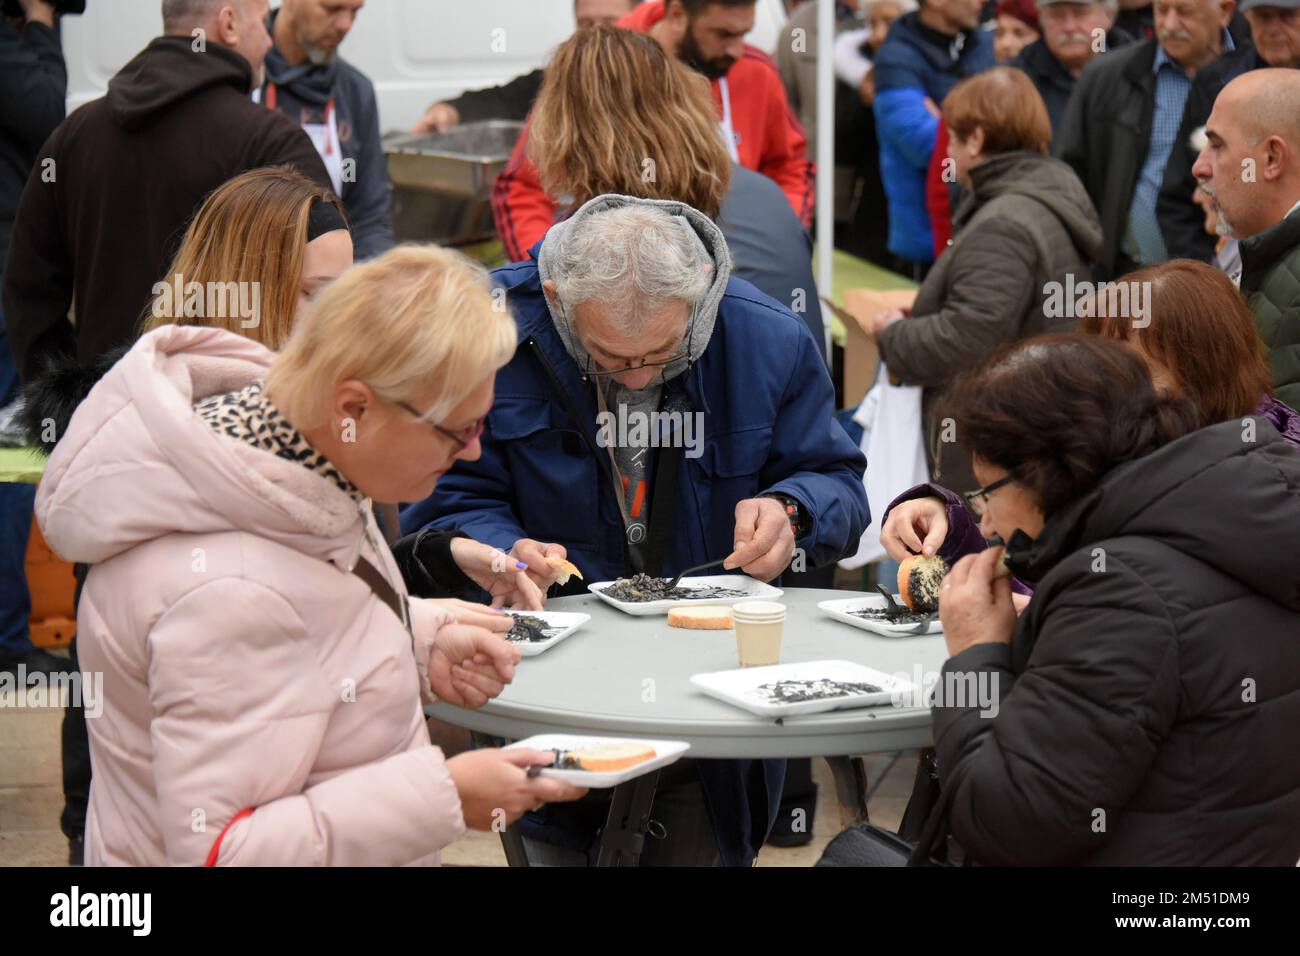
left=839, top=362, right=930, bottom=569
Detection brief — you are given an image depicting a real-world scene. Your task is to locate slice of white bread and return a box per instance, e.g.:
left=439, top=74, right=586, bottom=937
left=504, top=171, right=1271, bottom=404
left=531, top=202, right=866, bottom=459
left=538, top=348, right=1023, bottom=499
left=546, top=555, right=583, bottom=585
left=668, top=606, right=734, bottom=629
left=559, top=742, right=657, bottom=772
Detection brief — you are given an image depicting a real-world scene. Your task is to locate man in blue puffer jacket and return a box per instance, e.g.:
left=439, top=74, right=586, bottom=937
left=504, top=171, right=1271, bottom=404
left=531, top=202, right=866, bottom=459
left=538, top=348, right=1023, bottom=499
left=873, top=0, right=994, bottom=274
left=401, top=194, right=868, bottom=867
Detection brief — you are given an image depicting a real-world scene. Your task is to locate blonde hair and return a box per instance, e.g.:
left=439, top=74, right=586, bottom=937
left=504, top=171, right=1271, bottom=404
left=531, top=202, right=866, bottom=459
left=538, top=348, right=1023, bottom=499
left=529, top=25, right=732, bottom=218
left=141, top=165, right=346, bottom=349
left=265, top=245, right=518, bottom=430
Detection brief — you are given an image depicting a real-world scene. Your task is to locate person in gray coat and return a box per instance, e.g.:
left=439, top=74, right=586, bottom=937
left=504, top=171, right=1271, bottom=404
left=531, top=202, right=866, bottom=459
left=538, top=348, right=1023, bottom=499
left=258, top=0, right=393, bottom=259
left=872, top=68, right=1103, bottom=491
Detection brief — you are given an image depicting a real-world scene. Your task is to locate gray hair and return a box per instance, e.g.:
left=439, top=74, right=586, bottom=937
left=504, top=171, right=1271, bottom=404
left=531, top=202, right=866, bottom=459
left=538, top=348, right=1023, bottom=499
left=161, top=0, right=225, bottom=33
left=549, top=204, right=714, bottom=331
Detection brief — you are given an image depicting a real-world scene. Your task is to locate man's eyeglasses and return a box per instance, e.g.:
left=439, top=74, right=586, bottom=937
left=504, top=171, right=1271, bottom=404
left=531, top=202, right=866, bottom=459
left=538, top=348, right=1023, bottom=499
left=556, top=297, right=696, bottom=382
left=393, top=399, right=485, bottom=450
left=581, top=346, right=692, bottom=380
left=962, top=473, right=1017, bottom=520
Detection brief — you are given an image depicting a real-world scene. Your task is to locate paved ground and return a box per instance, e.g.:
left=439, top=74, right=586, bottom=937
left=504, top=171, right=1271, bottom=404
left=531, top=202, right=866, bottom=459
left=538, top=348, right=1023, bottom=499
left=1, top=667, right=917, bottom=867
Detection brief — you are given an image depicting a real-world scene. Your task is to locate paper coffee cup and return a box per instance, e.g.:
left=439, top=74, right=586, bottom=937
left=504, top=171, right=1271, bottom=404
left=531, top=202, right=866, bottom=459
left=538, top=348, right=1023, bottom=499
left=732, top=600, right=785, bottom=667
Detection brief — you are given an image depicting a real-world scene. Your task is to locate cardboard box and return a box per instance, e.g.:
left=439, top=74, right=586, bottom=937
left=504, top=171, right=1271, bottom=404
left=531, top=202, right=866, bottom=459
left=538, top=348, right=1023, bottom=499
left=838, top=288, right=918, bottom=409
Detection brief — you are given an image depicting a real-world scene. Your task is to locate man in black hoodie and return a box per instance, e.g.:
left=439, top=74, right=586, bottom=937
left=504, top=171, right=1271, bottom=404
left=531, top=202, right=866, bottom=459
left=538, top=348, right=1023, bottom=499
left=2, top=0, right=328, bottom=867
left=1011, top=0, right=1133, bottom=136
left=0, top=0, right=71, bottom=683
left=2, top=0, right=329, bottom=420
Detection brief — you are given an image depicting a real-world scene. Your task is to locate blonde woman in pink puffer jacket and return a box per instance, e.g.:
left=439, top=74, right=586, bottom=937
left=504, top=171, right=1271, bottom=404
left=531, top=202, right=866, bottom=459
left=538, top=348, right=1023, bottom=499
left=35, top=246, right=585, bottom=866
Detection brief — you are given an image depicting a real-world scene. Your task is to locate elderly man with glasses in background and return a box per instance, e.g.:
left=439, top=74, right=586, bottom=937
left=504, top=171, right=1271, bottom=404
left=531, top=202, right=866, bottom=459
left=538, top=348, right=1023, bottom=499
left=1012, top=0, right=1136, bottom=135
left=1160, top=0, right=1300, bottom=259
left=400, top=194, right=868, bottom=869
left=1056, top=0, right=1241, bottom=279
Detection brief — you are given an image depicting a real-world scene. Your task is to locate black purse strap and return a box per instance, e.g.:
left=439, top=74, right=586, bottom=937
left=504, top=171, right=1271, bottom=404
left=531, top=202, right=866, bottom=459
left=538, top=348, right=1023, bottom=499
left=352, top=555, right=412, bottom=636
left=907, top=756, right=974, bottom=866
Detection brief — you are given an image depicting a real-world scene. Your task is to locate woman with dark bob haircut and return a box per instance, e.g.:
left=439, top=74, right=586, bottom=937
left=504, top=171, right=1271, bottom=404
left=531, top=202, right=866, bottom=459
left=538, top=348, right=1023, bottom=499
left=905, top=334, right=1300, bottom=865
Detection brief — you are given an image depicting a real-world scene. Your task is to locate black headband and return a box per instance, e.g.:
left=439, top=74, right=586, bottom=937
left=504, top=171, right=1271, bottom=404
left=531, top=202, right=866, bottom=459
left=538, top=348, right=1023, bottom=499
left=307, top=200, right=349, bottom=241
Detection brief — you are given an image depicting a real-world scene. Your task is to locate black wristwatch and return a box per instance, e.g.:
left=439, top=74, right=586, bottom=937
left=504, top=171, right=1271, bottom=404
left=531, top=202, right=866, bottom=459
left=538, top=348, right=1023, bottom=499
left=761, top=492, right=807, bottom=539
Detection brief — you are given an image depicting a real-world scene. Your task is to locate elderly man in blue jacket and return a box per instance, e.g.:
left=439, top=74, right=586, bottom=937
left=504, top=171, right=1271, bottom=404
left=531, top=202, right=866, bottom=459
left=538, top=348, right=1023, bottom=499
left=401, top=194, right=868, bottom=867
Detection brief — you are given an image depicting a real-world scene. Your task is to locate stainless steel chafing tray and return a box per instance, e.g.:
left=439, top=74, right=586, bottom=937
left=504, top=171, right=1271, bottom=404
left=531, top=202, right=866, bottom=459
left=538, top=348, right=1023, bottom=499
left=384, top=121, right=524, bottom=246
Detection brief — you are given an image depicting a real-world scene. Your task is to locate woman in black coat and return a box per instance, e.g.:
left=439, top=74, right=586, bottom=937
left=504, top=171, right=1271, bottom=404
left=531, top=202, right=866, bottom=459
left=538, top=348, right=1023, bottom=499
left=928, top=333, right=1300, bottom=865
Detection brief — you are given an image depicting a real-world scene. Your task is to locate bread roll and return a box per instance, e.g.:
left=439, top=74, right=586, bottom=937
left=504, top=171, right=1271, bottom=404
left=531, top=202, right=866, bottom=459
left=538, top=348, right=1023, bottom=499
left=897, top=555, right=950, bottom=613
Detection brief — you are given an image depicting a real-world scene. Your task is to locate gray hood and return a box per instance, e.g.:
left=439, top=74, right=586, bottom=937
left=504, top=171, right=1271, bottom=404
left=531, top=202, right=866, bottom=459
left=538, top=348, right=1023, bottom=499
left=535, top=193, right=733, bottom=387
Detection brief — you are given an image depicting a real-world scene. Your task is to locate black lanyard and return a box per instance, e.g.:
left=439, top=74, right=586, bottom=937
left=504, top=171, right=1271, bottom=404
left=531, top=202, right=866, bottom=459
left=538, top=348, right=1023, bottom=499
left=637, top=427, right=684, bottom=577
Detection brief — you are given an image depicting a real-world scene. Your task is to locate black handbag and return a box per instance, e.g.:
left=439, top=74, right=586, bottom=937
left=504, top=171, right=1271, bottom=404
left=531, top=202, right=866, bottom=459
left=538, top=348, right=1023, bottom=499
left=815, top=822, right=916, bottom=867
left=815, top=749, right=965, bottom=868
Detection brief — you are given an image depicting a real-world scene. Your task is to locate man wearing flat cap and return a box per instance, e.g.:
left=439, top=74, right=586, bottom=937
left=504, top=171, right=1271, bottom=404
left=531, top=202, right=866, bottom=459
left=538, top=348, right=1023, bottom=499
left=1012, top=0, right=1135, bottom=134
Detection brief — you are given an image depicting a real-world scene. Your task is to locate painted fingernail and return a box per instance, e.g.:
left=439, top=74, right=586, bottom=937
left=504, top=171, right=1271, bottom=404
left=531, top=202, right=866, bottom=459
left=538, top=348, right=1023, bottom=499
left=516, top=561, right=529, bottom=570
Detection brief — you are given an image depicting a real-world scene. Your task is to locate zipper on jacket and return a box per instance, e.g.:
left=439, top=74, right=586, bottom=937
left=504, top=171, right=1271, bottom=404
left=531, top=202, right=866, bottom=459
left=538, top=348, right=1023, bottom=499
left=526, top=335, right=635, bottom=570
left=357, top=501, right=385, bottom=568
left=342, top=500, right=369, bottom=573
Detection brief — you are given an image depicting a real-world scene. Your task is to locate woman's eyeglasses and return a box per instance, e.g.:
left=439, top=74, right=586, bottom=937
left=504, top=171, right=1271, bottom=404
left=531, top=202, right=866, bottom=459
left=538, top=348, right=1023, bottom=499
left=962, top=473, right=1017, bottom=520
left=393, top=399, right=485, bottom=450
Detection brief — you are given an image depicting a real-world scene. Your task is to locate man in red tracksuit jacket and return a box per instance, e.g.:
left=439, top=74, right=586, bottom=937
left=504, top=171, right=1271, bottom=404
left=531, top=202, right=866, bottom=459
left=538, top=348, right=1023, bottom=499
left=492, top=0, right=814, bottom=262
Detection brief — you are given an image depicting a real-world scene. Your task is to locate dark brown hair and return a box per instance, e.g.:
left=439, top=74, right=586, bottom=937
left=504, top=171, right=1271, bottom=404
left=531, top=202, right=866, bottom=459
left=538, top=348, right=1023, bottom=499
left=947, top=334, right=1202, bottom=516
left=1081, top=259, right=1273, bottom=426
left=942, top=66, right=1052, bottom=156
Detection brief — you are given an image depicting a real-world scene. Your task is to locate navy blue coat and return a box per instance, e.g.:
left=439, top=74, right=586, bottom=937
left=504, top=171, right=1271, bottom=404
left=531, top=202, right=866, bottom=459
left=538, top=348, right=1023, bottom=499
left=401, top=255, right=869, bottom=865
left=401, top=266, right=867, bottom=594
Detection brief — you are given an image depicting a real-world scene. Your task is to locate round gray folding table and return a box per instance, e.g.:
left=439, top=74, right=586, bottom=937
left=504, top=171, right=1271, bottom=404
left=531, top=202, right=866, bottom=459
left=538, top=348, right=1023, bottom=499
left=426, top=587, right=950, bottom=866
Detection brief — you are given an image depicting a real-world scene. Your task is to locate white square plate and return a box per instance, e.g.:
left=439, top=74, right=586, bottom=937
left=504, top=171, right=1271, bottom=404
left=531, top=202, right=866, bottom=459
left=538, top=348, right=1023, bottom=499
left=504, top=610, right=590, bottom=656
left=587, top=575, right=783, bottom=616
left=818, top=595, right=942, bottom=637
left=504, top=734, right=691, bottom=788
left=690, top=659, right=916, bottom=717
